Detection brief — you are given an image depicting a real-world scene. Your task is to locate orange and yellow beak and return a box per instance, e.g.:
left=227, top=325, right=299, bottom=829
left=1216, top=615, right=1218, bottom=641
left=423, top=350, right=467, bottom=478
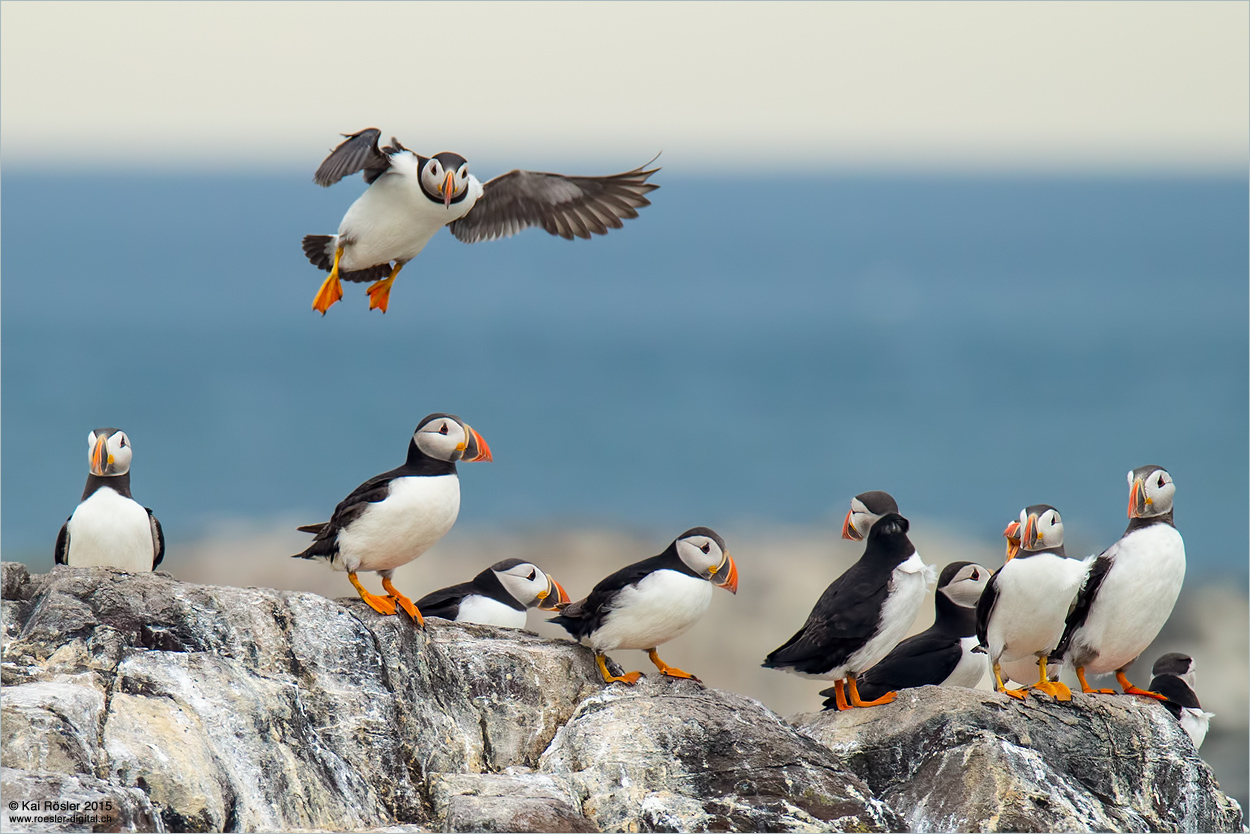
left=842, top=510, right=863, bottom=541
left=1003, top=520, right=1021, bottom=561
left=458, top=425, right=493, bottom=462
left=711, top=552, right=738, bottom=594
left=1022, top=513, right=1042, bottom=550
left=1128, top=478, right=1149, bottom=518
left=441, top=171, right=455, bottom=208
left=90, top=434, right=111, bottom=476
left=537, top=576, right=571, bottom=611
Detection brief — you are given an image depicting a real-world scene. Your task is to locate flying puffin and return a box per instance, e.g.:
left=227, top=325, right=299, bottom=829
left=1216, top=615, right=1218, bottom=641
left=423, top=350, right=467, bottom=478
left=1148, top=652, right=1213, bottom=749
left=293, top=413, right=492, bottom=624
left=303, top=128, right=660, bottom=314
left=55, top=428, right=164, bottom=571
left=414, top=559, right=570, bottom=629
left=548, top=527, right=737, bottom=685
left=763, top=512, right=933, bottom=709
left=976, top=504, right=1090, bottom=700
left=1052, top=466, right=1186, bottom=698
left=824, top=560, right=990, bottom=708
left=841, top=491, right=899, bottom=541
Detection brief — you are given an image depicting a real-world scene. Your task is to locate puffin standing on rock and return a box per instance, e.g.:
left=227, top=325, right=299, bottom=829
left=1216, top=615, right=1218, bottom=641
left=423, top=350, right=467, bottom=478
left=1053, top=466, right=1186, bottom=698
left=1148, top=652, right=1213, bottom=749
left=414, top=559, right=570, bottom=628
left=294, top=413, right=492, bottom=624
left=55, top=427, right=164, bottom=571
left=549, top=528, right=737, bottom=685
left=763, top=512, right=933, bottom=709
left=303, top=128, right=660, bottom=314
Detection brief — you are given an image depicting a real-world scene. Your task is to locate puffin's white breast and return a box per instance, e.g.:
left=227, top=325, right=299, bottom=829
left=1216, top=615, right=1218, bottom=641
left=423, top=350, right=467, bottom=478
left=841, top=553, right=930, bottom=676
left=65, top=488, right=155, bottom=572
left=1180, top=707, right=1212, bottom=749
left=586, top=569, right=713, bottom=653
left=334, top=474, right=460, bottom=573
left=988, top=553, right=1087, bottom=663
left=944, top=635, right=990, bottom=688
left=455, top=595, right=528, bottom=629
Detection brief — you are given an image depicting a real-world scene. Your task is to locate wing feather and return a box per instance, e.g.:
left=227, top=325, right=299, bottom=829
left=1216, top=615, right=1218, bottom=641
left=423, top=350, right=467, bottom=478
left=313, top=128, right=390, bottom=187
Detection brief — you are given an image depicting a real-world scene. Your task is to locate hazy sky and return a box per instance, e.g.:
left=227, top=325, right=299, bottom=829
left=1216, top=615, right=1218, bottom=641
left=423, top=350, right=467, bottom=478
left=2, top=1, right=1246, bottom=172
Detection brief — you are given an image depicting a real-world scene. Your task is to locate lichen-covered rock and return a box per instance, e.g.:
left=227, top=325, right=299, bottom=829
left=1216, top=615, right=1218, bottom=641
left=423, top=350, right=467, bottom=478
left=429, top=770, right=596, bottom=833
left=793, top=685, right=1243, bottom=832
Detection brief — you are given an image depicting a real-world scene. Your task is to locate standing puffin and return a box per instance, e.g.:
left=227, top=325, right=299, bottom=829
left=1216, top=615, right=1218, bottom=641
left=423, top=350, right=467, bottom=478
left=414, top=559, right=571, bottom=629
left=763, top=513, right=933, bottom=709
left=549, top=528, right=737, bottom=685
left=55, top=427, right=164, bottom=571
left=995, top=518, right=1058, bottom=686
left=293, top=413, right=492, bottom=624
left=303, top=128, right=660, bottom=314
left=976, top=505, right=1090, bottom=700
left=1052, top=466, right=1186, bottom=698
left=841, top=491, right=899, bottom=541
left=1148, top=652, right=1213, bottom=749
left=824, top=561, right=990, bottom=708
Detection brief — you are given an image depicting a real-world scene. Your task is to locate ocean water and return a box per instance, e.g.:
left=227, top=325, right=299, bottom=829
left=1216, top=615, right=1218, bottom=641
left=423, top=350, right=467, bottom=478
left=2, top=172, right=1246, bottom=575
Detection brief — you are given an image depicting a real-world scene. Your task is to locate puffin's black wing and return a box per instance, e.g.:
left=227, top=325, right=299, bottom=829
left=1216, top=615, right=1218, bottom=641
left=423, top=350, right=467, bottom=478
left=548, top=552, right=672, bottom=640
left=413, top=581, right=477, bottom=621
left=148, top=510, right=165, bottom=570
left=448, top=158, right=660, bottom=244
left=54, top=519, right=70, bottom=565
left=846, top=628, right=963, bottom=704
left=1053, top=549, right=1114, bottom=660
left=761, top=564, right=891, bottom=676
left=975, top=569, right=1001, bottom=649
left=293, top=467, right=403, bottom=560
left=314, top=128, right=390, bottom=187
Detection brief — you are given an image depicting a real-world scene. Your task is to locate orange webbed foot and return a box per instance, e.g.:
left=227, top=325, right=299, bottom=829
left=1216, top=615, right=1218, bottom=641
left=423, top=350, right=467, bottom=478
left=312, top=274, right=344, bottom=315
left=646, top=649, right=702, bottom=683
left=366, top=276, right=394, bottom=313
left=381, top=576, right=425, bottom=627
left=596, top=654, right=644, bottom=685
left=1116, top=670, right=1168, bottom=700
left=846, top=675, right=897, bottom=708
left=348, top=572, right=397, bottom=615
left=1032, top=680, right=1073, bottom=701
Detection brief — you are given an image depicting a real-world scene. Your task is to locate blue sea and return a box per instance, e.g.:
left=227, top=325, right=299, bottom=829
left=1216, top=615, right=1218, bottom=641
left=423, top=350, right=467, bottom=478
left=2, top=172, right=1246, bottom=575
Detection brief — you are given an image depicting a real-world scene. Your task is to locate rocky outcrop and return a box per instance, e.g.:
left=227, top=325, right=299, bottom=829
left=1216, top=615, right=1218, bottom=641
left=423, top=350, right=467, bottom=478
left=1, top=563, right=1240, bottom=833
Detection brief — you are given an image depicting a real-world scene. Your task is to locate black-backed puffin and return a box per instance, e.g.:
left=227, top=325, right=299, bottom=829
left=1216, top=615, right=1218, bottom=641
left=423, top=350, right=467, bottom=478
left=1052, top=466, right=1186, bottom=698
left=825, top=560, right=990, bottom=708
left=1148, top=652, right=1213, bottom=749
left=841, top=490, right=899, bottom=541
left=548, top=527, right=737, bottom=685
left=303, top=128, right=660, bottom=314
left=293, top=413, right=492, bottom=624
left=55, top=428, right=164, bottom=571
left=763, top=512, right=933, bottom=709
left=414, top=559, right=570, bottom=629
left=976, top=504, right=1090, bottom=700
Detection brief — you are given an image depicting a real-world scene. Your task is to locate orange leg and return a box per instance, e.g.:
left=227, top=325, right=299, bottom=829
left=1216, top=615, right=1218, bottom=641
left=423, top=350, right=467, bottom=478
left=347, top=571, right=396, bottom=615
left=993, top=662, right=1029, bottom=700
left=831, top=679, right=850, bottom=711
left=646, top=648, right=701, bottom=682
left=1076, top=666, right=1116, bottom=694
left=366, top=263, right=404, bottom=313
left=846, top=674, right=897, bottom=707
left=1029, top=656, right=1072, bottom=701
left=595, top=654, right=643, bottom=685
left=380, top=575, right=423, bottom=626
left=312, top=247, right=346, bottom=315
left=1116, top=670, right=1167, bottom=700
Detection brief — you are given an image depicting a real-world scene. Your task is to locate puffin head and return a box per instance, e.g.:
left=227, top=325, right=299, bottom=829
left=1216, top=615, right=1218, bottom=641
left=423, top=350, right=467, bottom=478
left=1002, top=519, right=1022, bottom=561
left=841, top=490, right=899, bottom=541
left=1020, top=504, right=1064, bottom=552
left=88, top=427, right=132, bottom=477
left=675, top=527, right=737, bottom=594
left=1128, top=465, right=1174, bottom=519
left=413, top=413, right=492, bottom=463
left=420, top=152, right=471, bottom=208
left=1152, top=652, right=1196, bottom=688
left=491, top=559, right=570, bottom=611
left=937, top=561, right=990, bottom=607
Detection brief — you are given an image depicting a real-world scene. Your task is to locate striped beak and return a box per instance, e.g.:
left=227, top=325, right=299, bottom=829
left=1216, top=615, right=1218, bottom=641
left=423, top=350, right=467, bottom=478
left=1022, top=513, right=1042, bottom=550
left=90, top=434, right=111, bottom=476
left=711, top=552, right=738, bottom=594
left=442, top=171, right=455, bottom=208
left=1003, top=520, right=1021, bottom=561
left=459, top=425, right=492, bottom=462
left=1128, top=478, right=1149, bottom=518
left=536, top=576, right=571, bottom=611
left=841, top=510, right=863, bottom=541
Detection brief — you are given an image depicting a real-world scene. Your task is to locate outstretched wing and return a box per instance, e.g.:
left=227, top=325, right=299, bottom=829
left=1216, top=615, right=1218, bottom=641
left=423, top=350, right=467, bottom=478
left=448, top=157, right=660, bottom=244
left=314, top=128, right=392, bottom=187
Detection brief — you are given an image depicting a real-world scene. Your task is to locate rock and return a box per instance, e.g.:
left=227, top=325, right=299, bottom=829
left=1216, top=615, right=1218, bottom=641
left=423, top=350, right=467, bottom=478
left=794, top=685, right=1243, bottom=832
left=429, top=771, right=595, bottom=833
left=1, top=766, right=162, bottom=833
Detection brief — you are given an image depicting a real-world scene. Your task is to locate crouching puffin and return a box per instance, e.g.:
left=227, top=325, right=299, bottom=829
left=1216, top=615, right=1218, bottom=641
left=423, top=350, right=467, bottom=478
left=294, top=413, right=492, bottom=624
left=1148, top=652, right=1213, bottom=749
left=976, top=505, right=1090, bottom=700
left=303, top=128, right=660, bottom=314
left=1052, top=466, right=1186, bottom=698
left=549, top=528, right=737, bottom=685
left=414, top=559, right=570, bottom=629
left=763, top=512, right=933, bottom=709
left=825, top=561, right=990, bottom=708
left=55, top=427, right=164, bottom=571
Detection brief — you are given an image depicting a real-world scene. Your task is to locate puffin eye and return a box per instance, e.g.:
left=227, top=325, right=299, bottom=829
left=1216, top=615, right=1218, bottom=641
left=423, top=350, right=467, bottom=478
left=700, top=542, right=710, bottom=554
left=438, top=424, right=449, bottom=435
left=527, top=569, right=536, bottom=581
left=118, top=436, right=126, bottom=448
left=1157, top=476, right=1166, bottom=488
left=971, top=570, right=980, bottom=580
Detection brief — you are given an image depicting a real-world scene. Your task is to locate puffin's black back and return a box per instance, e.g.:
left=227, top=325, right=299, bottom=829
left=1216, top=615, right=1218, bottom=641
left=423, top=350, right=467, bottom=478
left=762, top=513, right=914, bottom=675
left=1148, top=673, right=1202, bottom=719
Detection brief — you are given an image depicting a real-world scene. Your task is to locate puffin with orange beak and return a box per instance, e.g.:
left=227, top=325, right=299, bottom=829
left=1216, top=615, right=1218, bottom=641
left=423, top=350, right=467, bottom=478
left=303, top=128, right=660, bottom=315
left=55, top=427, right=164, bottom=571
left=294, top=413, right=492, bottom=625
left=841, top=491, right=899, bottom=541
left=414, top=559, right=571, bottom=629
left=549, top=528, right=737, bottom=685
left=1052, top=466, right=1185, bottom=698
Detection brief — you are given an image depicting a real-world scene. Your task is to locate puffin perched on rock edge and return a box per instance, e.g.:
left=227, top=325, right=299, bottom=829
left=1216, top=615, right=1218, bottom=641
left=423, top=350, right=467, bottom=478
left=1148, top=652, right=1213, bottom=749
left=414, top=559, right=570, bottom=628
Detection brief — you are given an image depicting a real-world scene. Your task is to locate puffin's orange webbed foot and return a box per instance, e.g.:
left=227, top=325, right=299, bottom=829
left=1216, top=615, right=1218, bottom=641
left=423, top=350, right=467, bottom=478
left=1117, top=671, right=1168, bottom=700
left=846, top=675, right=897, bottom=707
left=1076, top=666, right=1116, bottom=694
left=348, top=572, right=397, bottom=615
left=381, top=576, right=424, bottom=626
left=595, top=654, right=643, bottom=686
left=646, top=649, right=701, bottom=682
left=312, top=246, right=346, bottom=315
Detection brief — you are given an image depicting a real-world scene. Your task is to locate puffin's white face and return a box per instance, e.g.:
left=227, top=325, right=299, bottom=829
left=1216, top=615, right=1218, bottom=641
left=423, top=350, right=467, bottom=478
left=675, top=530, right=738, bottom=593
left=413, top=414, right=492, bottom=463
left=87, top=428, right=131, bottom=476
left=1129, top=466, right=1174, bottom=518
left=1020, top=506, right=1063, bottom=551
left=421, top=155, right=471, bottom=207
left=494, top=561, right=569, bottom=610
left=842, top=498, right=880, bottom=541
left=940, top=562, right=990, bottom=607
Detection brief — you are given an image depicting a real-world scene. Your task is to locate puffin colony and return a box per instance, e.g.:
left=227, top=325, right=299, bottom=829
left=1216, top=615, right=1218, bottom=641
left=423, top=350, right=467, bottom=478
left=52, top=130, right=1205, bottom=749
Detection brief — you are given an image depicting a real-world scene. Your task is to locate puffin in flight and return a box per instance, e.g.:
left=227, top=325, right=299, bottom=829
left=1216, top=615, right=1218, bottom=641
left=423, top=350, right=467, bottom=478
left=549, top=527, right=737, bottom=685
left=303, top=128, right=660, bottom=314
left=55, top=427, right=164, bottom=571
left=293, top=413, right=492, bottom=624
left=1053, top=466, right=1186, bottom=698
left=1148, top=652, right=1213, bottom=749
left=763, top=512, right=932, bottom=709
left=414, top=559, right=570, bottom=629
